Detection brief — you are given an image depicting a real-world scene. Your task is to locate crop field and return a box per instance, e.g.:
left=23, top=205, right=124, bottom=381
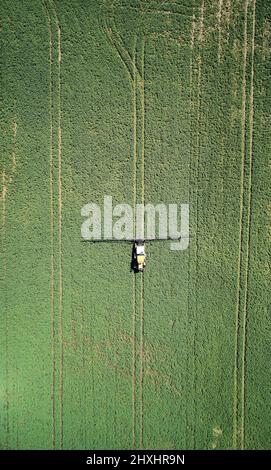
left=1, top=0, right=271, bottom=450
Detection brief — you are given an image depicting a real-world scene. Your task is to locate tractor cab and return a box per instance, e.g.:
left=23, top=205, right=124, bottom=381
left=132, top=241, right=146, bottom=272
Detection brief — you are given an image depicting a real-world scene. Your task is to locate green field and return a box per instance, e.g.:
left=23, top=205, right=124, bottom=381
left=1, top=0, right=270, bottom=450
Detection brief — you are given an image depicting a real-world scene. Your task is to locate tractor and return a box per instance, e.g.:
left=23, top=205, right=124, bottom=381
left=131, top=241, right=146, bottom=273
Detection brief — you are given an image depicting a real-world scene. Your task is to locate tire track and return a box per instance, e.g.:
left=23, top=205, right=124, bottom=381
left=139, top=36, right=145, bottom=450
left=140, top=274, right=144, bottom=449
left=240, top=0, right=256, bottom=449
left=132, top=274, right=136, bottom=448
left=132, top=38, right=137, bottom=449
left=226, top=0, right=232, bottom=46
left=193, top=0, right=204, bottom=449
left=102, top=16, right=139, bottom=82
left=1, top=107, right=18, bottom=448
left=1, top=170, right=6, bottom=229
left=2, top=168, right=9, bottom=449
left=47, top=0, right=63, bottom=449
left=192, top=55, right=202, bottom=453
left=43, top=1, right=56, bottom=449
left=233, top=0, right=248, bottom=450
left=199, top=0, right=205, bottom=44
left=0, top=171, right=7, bottom=206
left=187, top=10, right=196, bottom=450
left=133, top=35, right=146, bottom=450
left=112, top=17, right=141, bottom=80
left=11, top=120, right=17, bottom=181
left=140, top=37, right=145, bottom=208
left=56, top=21, right=63, bottom=451
left=100, top=8, right=142, bottom=83
left=133, top=38, right=138, bottom=238
left=116, top=4, right=195, bottom=18
left=217, top=0, right=223, bottom=63
left=1, top=117, right=17, bottom=201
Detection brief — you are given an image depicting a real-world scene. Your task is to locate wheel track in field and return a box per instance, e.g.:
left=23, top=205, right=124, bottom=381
left=132, top=38, right=138, bottom=238
left=140, top=273, right=145, bottom=449
left=217, top=0, right=223, bottom=63
left=132, top=39, right=137, bottom=449
left=0, top=117, right=17, bottom=204
left=2, top=169, right=9, bottom=449
left=187, top=9, right=196, bottom=450
left=44, top=0, right=63, bottom=449
left=56, top=19, right=63, bottom=450
left=225, top=0, right=233, bottom=47
left=240, top=0, right=256, bottom=449
left=193, top=0, right=205, bottom=449
left=43, top=1, right=56, bottom=449
left=132, top=34, right=146, bottom=450
left=101, top=14, right=141, bottom=82
left=132, top=274, right=136, bottom=448
left=139, top=38, right=145, bottom=449
left=233, top=0, right=248, bottom=450
left=115, top=2, right=196, bottom=18
left=1, top=103, right=17, bottom=448
left=233, top=0, right=256, bottom=450
left=185, top=0, right=204, bottom=450
left=140, top=38, right=145, bottom=208
left=217, top=0, right=233, bottom=63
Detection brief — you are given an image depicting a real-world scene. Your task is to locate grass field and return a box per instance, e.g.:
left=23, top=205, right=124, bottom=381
left=1, top=0, right=271, bottom=450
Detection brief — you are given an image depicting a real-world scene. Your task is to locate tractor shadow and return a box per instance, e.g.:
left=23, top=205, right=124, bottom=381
left=130, top=242, right=140, bottom=273
left=130, top=246, right=138, bottom=273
